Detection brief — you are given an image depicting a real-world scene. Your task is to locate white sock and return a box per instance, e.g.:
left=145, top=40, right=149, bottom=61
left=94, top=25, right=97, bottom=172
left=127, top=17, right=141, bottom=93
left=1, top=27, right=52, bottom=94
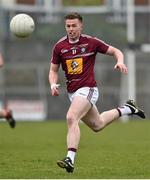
left=118, top=106, right=132, bottom=116
left=67, top=151, right=76, bottom=164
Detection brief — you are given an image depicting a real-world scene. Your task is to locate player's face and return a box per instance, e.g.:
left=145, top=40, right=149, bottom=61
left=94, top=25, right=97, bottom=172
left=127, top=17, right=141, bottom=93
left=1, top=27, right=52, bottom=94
left=65, top=19, right=82, bottom=41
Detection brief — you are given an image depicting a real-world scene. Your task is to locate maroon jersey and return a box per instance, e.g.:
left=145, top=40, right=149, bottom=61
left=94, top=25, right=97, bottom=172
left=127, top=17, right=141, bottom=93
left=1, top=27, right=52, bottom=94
left=51, top=34, right=109, bottom=93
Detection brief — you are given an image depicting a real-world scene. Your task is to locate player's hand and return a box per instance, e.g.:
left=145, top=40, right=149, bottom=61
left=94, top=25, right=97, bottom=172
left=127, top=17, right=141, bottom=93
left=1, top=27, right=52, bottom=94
left=114, top=63, right=128, bottom=74
left=50, top=84, right=60, bottom=96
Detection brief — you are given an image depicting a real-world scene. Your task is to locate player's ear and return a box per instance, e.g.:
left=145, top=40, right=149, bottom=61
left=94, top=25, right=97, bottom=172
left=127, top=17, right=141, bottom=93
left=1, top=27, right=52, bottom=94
left=80, top=22, right=83, bottom=31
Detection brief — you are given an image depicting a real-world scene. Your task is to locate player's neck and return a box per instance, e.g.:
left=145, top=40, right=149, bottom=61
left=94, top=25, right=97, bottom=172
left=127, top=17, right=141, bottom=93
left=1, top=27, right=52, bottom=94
left=69, top=38, right=79, bottom=44
left=68, top=35, right=80, bottom=44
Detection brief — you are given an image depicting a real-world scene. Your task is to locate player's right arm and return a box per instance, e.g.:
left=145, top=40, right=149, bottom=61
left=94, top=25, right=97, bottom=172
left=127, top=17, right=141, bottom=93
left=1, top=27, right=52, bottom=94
left=0, top=53, right=4, bottom=67
left=49, top=63, right=60, bottom=96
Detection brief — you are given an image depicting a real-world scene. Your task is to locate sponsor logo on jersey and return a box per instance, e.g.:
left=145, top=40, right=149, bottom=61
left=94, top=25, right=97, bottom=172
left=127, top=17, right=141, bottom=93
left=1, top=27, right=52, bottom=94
left=66, top=58, right=83, bottom=74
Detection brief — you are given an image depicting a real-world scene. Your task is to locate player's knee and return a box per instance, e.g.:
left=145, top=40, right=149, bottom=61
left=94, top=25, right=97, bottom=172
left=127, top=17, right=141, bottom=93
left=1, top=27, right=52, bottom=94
left=90, top=119, right=105, bottom=132
left=92, top=126, right=102, bottom=133
left=66, top=113, right=76, bottom=127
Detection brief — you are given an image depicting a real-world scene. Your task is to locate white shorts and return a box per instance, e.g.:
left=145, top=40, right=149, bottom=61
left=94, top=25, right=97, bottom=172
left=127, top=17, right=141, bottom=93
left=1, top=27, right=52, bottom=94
left=68, top=87, right=99, bottom=105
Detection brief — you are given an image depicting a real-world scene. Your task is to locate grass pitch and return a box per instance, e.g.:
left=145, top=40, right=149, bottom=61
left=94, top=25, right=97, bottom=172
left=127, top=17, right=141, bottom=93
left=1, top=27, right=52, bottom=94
left=0, top=120, right=150, bottom=179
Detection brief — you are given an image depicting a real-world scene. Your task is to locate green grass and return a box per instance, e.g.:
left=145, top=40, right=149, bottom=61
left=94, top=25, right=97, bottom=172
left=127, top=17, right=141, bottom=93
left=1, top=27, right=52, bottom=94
left=63, top=0, right=103, bottom=6
left=0, top=120, right=150, bottom=178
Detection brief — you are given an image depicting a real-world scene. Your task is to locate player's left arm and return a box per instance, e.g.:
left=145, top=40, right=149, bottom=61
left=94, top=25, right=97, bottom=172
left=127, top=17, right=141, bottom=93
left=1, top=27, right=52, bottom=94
left=106, top=45, right=128, bottom=74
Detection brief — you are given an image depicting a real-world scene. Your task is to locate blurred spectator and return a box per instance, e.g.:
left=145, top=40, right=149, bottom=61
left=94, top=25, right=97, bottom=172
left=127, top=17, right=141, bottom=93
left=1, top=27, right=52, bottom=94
left=0, top=52, right=16, bottom=128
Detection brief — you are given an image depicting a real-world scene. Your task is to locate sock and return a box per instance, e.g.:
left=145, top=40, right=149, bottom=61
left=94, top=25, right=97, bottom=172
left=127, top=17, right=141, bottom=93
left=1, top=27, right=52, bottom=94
left=117, top=106, right=132, bottom=116
left=67, top=148, right=77, bottom=164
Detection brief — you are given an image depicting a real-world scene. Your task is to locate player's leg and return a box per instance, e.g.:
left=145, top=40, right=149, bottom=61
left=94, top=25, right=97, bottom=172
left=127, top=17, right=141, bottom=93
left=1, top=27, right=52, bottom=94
left=57, top=87, right=97, bottom=172
left=0, top=109, right=16, bottom=128
left=82, top=105, right=119, bottom=132
left=0, top=109, right=7, bottom=117
left=66, top=96, right=91, bottom=148
left=82, top=99, right=145, bottom=132
left=57, top=96, right=91, bottom=173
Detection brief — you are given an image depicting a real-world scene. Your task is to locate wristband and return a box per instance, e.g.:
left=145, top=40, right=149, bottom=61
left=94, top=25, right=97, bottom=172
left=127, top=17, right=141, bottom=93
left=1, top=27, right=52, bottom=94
left=51, top=83, right=60, bottom=89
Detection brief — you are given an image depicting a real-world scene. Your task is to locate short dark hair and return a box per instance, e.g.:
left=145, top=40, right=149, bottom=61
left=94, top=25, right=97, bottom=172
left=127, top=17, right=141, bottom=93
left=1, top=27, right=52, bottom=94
left=64, top=12, right=83, bottom=22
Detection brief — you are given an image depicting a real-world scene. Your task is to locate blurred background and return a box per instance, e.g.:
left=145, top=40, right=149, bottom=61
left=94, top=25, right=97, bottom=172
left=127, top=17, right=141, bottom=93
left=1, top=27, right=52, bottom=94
left=0, top=0, right=150, bottom=121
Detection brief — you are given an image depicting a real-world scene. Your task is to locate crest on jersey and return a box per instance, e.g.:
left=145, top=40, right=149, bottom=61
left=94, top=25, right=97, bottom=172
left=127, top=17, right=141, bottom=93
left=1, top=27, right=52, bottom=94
left=81, top=47, right=86, bottom=53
